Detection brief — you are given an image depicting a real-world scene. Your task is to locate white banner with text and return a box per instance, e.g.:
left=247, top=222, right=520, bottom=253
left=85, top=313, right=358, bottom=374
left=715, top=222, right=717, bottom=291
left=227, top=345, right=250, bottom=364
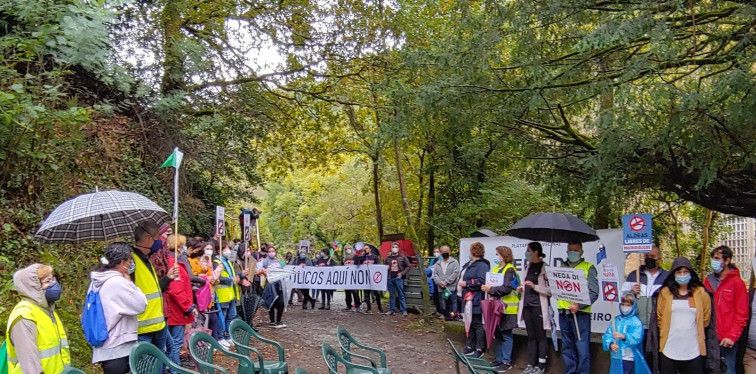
left=284, top=265, right=388, bottom=291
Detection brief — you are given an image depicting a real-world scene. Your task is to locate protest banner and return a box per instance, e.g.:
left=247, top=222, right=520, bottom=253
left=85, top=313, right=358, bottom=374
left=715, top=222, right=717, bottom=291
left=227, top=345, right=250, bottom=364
left=284, top=265, right=388, bottom=291
left=622, top=213, right=653, bottom=253
left=546, top=266, right=591, bottom=305
left=486, top=272, right=504, bottom=287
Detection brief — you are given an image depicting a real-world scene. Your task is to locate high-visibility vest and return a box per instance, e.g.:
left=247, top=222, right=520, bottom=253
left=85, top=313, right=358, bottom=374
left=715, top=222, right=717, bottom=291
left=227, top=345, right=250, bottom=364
left=214, top=258, right=237, bottom=304
left=557, top=260, right=594, bottom=313
left=6, top=300, right=70, bottom=374
left=132, top=252, right=166, bottom=334
left=492, top=263, right=521, bottom=315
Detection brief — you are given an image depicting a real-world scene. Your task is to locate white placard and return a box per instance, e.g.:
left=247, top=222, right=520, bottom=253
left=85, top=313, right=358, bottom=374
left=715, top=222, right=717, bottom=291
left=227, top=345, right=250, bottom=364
left=598, top=263, right=620, bottom=303
left=215, top=206, right=225, bottom=237
left=284, top=265, right=388, bottom=291
left=546, top=266, right=591, bottom=305
left=243, top=213, right=251, bottom=241
left=486, top=272, right=504, bottom=287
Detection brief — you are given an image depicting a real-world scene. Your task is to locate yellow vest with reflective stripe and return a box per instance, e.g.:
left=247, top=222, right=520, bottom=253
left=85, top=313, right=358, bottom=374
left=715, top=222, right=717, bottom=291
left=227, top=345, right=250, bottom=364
left=492, top=263, right=521, bottom=315
left=6, top=300, right=70, bottom=374
left=214, top=258, right=237, bottom=304
left=557, top=260, right=594, bottom=313
left=132, top=252, right=166, bottom=334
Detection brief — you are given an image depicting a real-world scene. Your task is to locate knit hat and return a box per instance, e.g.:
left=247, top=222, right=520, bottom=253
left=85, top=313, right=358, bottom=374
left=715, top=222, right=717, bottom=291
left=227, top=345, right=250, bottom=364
left=102, top=242, right=133, bottom=266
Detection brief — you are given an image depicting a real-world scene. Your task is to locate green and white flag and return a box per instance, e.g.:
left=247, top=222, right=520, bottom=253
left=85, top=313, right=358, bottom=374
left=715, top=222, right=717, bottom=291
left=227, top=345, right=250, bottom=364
left=160, top=148, right=183, bottom=219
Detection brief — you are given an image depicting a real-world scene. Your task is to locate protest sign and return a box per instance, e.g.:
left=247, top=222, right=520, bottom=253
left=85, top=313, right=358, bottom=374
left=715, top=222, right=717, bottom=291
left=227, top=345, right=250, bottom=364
left=547, top=266, right=591, bottom=305
left=486, top=272, right=504, bottom=287
left=242, top=213, right=251, bottom=242
left=622, top=214, right=653, bottom=253
left=298, top=239, right=310, bottom=251
left=599, top=263, right=619, bottom=302
left=215, top=206, right=225, bottom=237
left=284, top=265, right=388, bottom=291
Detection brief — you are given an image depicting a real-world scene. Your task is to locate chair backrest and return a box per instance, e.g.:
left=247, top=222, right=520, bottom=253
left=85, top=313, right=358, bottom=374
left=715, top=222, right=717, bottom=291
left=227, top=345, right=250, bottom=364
left=335, top=326, right=354, bottom=357
left=129, top=342, right=200, bottom=374
left=321, top=343, right=341, bottom=374
left=229, top=319, right=254, bottom=356
left=294, top=368, right=309, bottom=374
left=189, top=331, right=219, bottom=366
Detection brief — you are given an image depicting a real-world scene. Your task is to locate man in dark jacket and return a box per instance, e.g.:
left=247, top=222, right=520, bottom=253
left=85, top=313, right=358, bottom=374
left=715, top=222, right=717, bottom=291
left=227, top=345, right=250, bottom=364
left=291, top=249, right=316, bottom=309
left=357, top=246, right=384, bottom=314
left=384, top=242, right=411, bottom=316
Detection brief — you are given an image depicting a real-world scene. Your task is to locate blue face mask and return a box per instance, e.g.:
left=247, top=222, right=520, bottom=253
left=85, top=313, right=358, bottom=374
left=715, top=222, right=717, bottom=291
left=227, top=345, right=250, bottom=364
left=493, top=258, right=500, bottom=265
left=300, top=253, right=306, bottom=259
left=710, top=259, right=723, bottom=273
left=44, top=282, right=62, bottom=303
left=149, top=239, right=163, bottom=255
left=128, top=261, right=136, bottom=274
left=567, top=251, right=581, bottom=263
left=675, top=274, right=691, bottom=285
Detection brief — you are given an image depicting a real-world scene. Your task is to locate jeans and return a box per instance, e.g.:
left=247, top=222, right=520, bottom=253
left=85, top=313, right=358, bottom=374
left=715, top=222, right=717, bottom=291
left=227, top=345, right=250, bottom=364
left=167, top=325, right=185, bottom=373
left=721, top=343, right=738, bottom=374
left=442, top=289, right=458, bottom=318
left=495, top=329, right=514, bottom=363
left=138, top=326, right=168, bottom=352
left=208, top=308, right=223, bottom=340
left=387, top=278, right=406, bottom=313
left=659, top=353, right=704, bottom=374
left=622, top=360, right=634, bottom=374
left=222, top=300, right=237, bottom=339
left=559, top=312, right=591, bottom=374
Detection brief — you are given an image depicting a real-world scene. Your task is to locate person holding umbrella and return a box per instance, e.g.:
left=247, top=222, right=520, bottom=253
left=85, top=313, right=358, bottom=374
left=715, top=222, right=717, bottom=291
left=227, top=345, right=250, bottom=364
left=480, top=246, right=520, bottom=372
left=518, top=242, right=552, bottom=374
left=558, top=241, right=599, bottom=374
left=5, top=263, right=70, bottom=374
left=458, top=242, right=491, bottom=359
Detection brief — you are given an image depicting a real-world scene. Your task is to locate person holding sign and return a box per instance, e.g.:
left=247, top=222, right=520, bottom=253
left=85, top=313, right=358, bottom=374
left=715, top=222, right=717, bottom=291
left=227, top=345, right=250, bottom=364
left=651, top=257, right=714, bottom=374
left=458, top=242, right=491, bottom=359
left=703, top=246, right=749, bottom=374
left=518, top=242, right=552, bottom=374
left=480, top=246, right=520, bottom=372
left=602, top=294, right=651, bottom=374
left=559, top=241, right=599, bottom=374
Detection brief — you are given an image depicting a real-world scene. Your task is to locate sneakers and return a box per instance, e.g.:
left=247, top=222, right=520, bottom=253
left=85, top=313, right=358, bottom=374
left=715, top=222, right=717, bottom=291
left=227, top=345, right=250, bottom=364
left=469, top=350, right=483, bottom=359
left=218, top=339, right=231, bottom=350
left=342, top=306, right=352, bottom=311
left=522, top=365, right=534, bottom=374
left=530, top=367, right=544, bottom=374
left=364, top=309, right=373, bottom=314
left=402, top=311, right=407, bottom=317
left=326, top=304, right=331, bottom=310
left=318, top=304, right=326, bottom=310
left=384, top=311, right=395, bottom=316
left=491, top=360, right=502, bottom=367
left=496, top=362, right=512, bottom=373
left=462, top=347, right=474, bottom=355
left=272, top=322, right=286, bottom=329
left=355, top=307, right=361, bottom=313
left=268, top=321, right=277, bottom=327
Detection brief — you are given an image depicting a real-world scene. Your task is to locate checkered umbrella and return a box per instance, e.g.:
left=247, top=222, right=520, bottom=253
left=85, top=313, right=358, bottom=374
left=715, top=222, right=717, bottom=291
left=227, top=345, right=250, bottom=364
left=34, top=190, right=170, bottom=244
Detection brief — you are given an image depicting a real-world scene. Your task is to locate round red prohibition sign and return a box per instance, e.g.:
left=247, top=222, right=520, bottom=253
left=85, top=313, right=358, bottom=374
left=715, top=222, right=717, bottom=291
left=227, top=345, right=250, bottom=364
left=372, top=272, right=382, bottom=284
left=629, top=216, right=646, bottom=232
left=603, top=282, right=618, bottom=302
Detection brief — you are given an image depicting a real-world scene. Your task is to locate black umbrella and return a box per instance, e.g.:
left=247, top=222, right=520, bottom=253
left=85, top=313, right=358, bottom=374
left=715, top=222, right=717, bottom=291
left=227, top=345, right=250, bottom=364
left=506, top=212, right=599, bottom=243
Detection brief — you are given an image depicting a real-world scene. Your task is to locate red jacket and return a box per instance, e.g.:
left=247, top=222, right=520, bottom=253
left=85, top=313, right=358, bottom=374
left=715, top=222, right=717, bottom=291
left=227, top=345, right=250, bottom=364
left=164, top=254, right=195, bottom=326
left=704, top=265, right=749, bottom=342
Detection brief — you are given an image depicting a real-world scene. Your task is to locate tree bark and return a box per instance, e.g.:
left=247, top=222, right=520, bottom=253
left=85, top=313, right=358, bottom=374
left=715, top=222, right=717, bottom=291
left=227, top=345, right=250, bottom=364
left=426, top=166, right=435, bottom=256
left=371, top=155, right=384, bottom=242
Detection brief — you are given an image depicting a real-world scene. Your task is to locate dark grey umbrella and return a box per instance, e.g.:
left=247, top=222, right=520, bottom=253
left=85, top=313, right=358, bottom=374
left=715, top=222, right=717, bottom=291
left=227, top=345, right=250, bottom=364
left=506, top=212, right=599, bottom=243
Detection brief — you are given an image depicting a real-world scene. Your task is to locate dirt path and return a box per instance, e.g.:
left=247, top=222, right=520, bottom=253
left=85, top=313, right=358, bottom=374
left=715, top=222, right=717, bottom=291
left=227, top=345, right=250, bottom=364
left=212, top=291, right=460, bottom=373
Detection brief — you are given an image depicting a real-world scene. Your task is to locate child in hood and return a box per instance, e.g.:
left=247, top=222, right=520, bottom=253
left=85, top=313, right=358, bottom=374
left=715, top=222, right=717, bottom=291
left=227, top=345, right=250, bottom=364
left=602, top=294, right=651, bottom=374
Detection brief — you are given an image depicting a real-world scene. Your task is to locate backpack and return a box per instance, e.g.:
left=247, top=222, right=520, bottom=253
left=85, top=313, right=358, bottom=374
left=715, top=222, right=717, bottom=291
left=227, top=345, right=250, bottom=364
left=82, top=283, right=109, bottom=347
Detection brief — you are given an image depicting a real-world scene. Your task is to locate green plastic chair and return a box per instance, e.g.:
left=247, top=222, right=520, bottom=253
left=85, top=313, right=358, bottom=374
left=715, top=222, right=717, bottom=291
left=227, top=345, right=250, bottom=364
left=294, top=368, right=308, bottom=374
left=322, top=343, right=380, bottom=374
left=60, top=367, right=87, bottom=374
left=189, top=330, right=254, bottom=374
left=335, top=326, right=388, bottom=370
left=129, top=342, right=199, bottom=374
left=229, top=319, right=288, bottom=374
left=446, top=339, right=497, bottom=374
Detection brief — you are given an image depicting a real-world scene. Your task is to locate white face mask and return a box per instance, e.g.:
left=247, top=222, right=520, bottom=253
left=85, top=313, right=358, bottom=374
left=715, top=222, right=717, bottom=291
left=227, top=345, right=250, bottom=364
left=391, top=247, right=399, bottom=254
left=204, top=249, right=214, bottom=256
left=620, top=305, right=633, bottom=315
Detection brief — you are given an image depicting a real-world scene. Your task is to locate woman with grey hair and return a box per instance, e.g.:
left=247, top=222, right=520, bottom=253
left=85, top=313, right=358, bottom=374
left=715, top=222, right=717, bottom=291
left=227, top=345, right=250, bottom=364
left=89, top=242, right=148, bottom=374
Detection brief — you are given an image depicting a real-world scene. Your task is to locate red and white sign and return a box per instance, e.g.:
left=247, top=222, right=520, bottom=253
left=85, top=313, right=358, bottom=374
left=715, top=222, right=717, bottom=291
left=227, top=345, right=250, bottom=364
left=629, top=216, right=646, bottom=232
left=546, top=266, right=591, bottom=305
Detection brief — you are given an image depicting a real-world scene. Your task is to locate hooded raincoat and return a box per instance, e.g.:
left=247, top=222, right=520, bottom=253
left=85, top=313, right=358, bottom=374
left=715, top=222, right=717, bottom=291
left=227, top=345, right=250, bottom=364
left=602, top=300, right=652, bottom=374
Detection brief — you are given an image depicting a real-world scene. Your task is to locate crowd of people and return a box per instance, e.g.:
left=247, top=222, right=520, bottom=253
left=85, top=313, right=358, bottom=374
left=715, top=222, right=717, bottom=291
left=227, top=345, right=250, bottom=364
left=4, top=220, right=756, bottom=374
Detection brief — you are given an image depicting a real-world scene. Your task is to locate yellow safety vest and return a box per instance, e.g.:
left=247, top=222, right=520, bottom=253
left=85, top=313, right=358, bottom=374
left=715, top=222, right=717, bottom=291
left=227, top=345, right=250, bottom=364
left=492, top=263, right=521, bottom=315
left=132, top=252, right=166, bottom=334
left=214, top=258, right=238, bottom=304
left=6, top=300, right=70, bottom=374
left=557, top=260, right=594, bottom=313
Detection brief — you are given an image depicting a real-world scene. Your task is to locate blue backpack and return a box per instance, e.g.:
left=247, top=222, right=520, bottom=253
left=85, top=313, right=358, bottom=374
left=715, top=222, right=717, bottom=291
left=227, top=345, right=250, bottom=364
left=82, top=284, right=109, bottom=347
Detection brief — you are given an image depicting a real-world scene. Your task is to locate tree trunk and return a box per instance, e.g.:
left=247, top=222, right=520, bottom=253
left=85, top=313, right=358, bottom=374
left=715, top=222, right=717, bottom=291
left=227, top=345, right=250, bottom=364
left=426, top=166, right=435, bottom=256
left=415, top=150, right=425, bottom=228
left=593, top=59, right=614, bottom=229
left=371, top=155, right=384, bottom=242
left=394, top=139, right=432, bottom=320
left=160, top=0, right=185, bottom=94
left=699, top=209, right=714, bottom=275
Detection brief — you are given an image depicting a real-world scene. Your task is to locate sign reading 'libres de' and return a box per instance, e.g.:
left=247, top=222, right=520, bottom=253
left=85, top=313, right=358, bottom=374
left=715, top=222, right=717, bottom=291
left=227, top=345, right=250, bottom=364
left=284, top=265, right=388, bottom=291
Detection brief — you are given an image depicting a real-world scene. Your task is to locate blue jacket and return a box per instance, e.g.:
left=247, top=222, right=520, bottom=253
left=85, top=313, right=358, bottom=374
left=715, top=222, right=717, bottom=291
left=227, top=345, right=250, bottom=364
left=602, top=300, right=651, bottom=374
left=461, top=258, right=490, bottom=314
left=425, top=267, right=435, bottom=294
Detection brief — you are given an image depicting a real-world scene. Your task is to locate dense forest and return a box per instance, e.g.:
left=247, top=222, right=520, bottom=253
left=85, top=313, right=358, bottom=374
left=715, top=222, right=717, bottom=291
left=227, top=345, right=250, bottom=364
left=1, top=0, right=754, bottom=368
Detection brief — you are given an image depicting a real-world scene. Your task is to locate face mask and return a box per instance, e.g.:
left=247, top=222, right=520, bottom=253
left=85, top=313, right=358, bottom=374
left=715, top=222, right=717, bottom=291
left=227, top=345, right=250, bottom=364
left=128, top=261, right=136, bottom=274
left=442, top=253, right=450, bottom=259
left=710, top=259, right=723, bottom=273
left=44, top=282, right=62, bottom=304
left=620, top=305, right=633, bottom=315
left=346, top=250, right=352, bottom=255
left=268, top=252, right=276, bottom=258
left=149, top=239, right=163, bottom=255
left=644, top=258, right=657, bottom=269
left=675, top=274, right=691, bottom=285
left=391, top=248, right=398, bottom=254
left=227, top=252, right=237, bottom=262
left=567, top=251, right=581, bottom=263
left=222, top=249, right=232, bottom=259
left=181, top=246, right=187, bottom=255
left=234, top=244, right=239, bottom=251
left=204, top=249, right=214, bottom=256
left=321, top=253, right=327, bottom=258
left=300, top=253, right=306, bottom=259
left=434, top=252, right=441, bottom=258
left=493, top=258, right=500, bottom=265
